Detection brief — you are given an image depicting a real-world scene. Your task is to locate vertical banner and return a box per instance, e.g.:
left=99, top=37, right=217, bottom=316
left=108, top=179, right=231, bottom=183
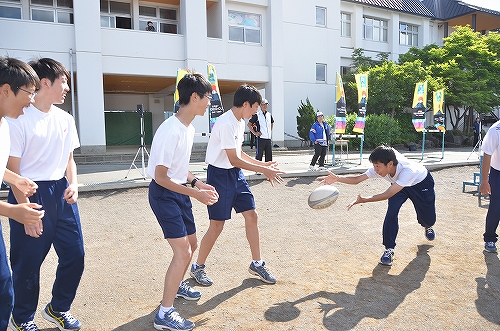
left=335, top=73, right=346, bottom=134
left=433, top=89, right=445, bottom=132
left=412, top=81, right=427, bottom=132
left=353, top=73, right=368, bottom=133
left=207, top=64, right=224, bottom=132
left=173, top=68, right=189, bottom=113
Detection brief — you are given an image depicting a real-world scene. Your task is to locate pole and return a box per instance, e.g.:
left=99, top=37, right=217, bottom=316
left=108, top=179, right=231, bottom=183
left=421, top=130, right=426, bottom=161
left=359, top=134, right=364, bottom=165
left=331, top=79, right=337, bottom=166
left=441, top=130, right=445, bottom=159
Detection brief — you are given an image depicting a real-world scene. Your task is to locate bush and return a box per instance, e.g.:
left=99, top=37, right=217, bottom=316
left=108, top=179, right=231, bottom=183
left=296, top=98, right=317, bottom=142
left=363, top=114, right=401, bottom=148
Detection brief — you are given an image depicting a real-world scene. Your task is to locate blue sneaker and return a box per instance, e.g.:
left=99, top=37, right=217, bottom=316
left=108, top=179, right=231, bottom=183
left=41, top=303, right=81, bottom=331
left=190, top=264, right=213, bottom=286
left=176, top=280, right=201, bottom=301
left=425, top=227, right=435, bottom=241
left=380, top=249, right=394, bottom=266
left=249, top=261, right=276, bottom=284
left=154, top=308, right=194, bottom=331
left=485, top=241, right=497, bottom=253
left=9, top=317, right=39, bottom=331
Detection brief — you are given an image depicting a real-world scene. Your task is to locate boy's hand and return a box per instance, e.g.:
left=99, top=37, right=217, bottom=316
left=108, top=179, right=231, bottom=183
left=318, top=171, right=339, bottom=185
left=195, top=182, right=219, bottom=206
left=347, top=194, right=363, bottom=211
left=24, top=220, right=44, bottom=238
left=261, top=167, right=285, bottom=187
left=13, top=176, right=38, bottom=197
left=480, top=181, right=490, bottom=195
left=10, top=203, right=44, bottom=226
left=64, top=184, right=79, bottom=204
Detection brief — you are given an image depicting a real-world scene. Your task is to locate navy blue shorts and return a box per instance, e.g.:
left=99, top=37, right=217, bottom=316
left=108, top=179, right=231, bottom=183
left=206, top=165, right=255, bottom=221
left=148, top=180, right=196, bottom=239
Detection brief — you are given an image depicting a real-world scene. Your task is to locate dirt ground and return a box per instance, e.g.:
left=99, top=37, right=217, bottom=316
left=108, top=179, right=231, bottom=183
left=2, top=165, right=499, bottom=331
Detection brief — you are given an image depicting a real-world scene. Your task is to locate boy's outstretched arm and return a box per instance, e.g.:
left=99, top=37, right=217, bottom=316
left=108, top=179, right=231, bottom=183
left=347, top=183, right=403, bottom=211
left=319, top=171, right=368, bottom=185
left=226, top=149, right=284, bottom=186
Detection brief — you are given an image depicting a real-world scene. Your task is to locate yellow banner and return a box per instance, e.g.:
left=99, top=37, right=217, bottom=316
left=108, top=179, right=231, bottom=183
left=433, top=89, right=445, bottom=132
left=412, top=81, right=427, bottom=109
left=355, top=73, right=368, bottom=104
left=173, top=68, right=189, bottom=112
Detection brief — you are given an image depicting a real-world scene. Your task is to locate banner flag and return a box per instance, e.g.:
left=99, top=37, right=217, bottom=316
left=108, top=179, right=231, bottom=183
left=207, top=64, right=224, bottom=132
left=173, top=69, right=189, bottom=113
left=433, top=89, right=445, bottom=132
left=353, top=73, right=368, bottom=133
left=335, top=73, right=346, bottom=134
left=412, top=81, right=427, bottom=132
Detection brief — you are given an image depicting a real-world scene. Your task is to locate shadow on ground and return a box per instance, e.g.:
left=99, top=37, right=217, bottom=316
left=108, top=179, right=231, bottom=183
left=265, top=244, right=433, bottom=331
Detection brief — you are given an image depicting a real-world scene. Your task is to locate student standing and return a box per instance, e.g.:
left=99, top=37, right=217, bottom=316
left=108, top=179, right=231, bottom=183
left=147, top=73, right=219, bottom=331
left=191, top=85, right=284, bottom=286
left=7, top=58, right=83, bottom=331
left=0, top=56, right=43, bottom=331
left=480, top=119, right=500, bottom=253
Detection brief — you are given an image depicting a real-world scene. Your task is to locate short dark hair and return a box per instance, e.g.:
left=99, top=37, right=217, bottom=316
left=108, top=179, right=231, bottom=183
left=28, top=57, right=70, bottom=85
left=233, top=84, right=261, bottom=108
left=369, top=145, right=399, bottom=166
left=177, top=72, right=212, bottom=106
left=0, top=56, right=39, bottom=95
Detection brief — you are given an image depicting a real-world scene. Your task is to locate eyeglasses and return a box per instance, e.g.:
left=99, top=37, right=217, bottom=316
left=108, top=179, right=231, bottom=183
left=18, top=87, right=37, bottom=101
left=204, top=94, right=212, bottom=101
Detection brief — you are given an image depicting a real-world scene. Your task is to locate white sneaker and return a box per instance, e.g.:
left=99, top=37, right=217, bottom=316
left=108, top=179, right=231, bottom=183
left=318, top=167, right=327, bottom=171
left=308, top=165, right=316, bottom=171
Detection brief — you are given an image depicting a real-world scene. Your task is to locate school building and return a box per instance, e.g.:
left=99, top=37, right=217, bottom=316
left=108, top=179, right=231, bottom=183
left=1, top=0, right=499, bottom=153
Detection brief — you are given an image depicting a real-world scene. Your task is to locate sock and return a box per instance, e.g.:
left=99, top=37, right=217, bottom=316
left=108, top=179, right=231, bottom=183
left=159, top=305, right=174, bottom=319
left=253, top=260, right=264, bottom=267
left=193, top=262, right=201, bottom=269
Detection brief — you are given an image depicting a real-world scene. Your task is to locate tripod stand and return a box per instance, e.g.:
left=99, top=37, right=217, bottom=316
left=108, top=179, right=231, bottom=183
left=468, top=118, right=482, bottom=160
left=125, top=109, right=150, bottom=179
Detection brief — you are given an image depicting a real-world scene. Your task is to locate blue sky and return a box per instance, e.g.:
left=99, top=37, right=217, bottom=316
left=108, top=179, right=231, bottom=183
left=462, top=0, right=500, bottom=12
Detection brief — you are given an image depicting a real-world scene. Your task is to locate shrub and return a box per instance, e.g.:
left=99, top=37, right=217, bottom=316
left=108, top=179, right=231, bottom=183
left=296, top=98, right=317, bottom=142
left=363, top=114, right=401, bottom=148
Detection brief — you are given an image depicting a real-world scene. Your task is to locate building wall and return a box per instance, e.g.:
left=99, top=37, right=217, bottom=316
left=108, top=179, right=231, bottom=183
left=0, top=0, right=447, bottom=151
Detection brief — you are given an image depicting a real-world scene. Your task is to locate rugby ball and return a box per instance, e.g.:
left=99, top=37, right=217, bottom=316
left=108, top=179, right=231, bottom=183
left=308, top=185, right=340, bottom=209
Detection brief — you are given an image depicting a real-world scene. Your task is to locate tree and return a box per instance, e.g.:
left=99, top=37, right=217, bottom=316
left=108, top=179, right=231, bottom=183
left=296, top=97, right=317, bottom=142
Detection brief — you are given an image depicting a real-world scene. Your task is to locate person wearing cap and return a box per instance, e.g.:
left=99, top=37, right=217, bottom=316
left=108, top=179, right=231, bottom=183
left=309, top=111, right=331, bottom=171
left=146, top=21, right=156, bottom=31
left=248, top=98, right=274, bottom=161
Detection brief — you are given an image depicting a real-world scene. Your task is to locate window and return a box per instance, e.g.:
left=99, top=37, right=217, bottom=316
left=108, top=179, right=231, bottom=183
left=363, top=16, right=388, bottom=42
left=100, top=0, right=131, bottom=29
left=228, top=11, right=261, bottom=44
left=341, top=12, right=351, bottom=37
left=139, top=5, right=177, bottom=34
left=30, top=0, right=73, bottom=23
left=0, top=0, right=21, bottom=19
left=400, top=23, right=418, bottom=46
left=316, top=63, right=326, bottom=82
left=316, top=6, right=326, bottom=27
left=340, top=66, right=351, bottom=76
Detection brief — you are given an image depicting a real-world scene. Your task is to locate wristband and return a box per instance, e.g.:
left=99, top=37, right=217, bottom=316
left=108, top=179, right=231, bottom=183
left=191, top=177, right=199, bottom=188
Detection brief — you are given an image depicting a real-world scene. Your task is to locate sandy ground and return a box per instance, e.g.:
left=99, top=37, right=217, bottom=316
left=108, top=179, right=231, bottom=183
left=1, top=165, right=499, bottom=331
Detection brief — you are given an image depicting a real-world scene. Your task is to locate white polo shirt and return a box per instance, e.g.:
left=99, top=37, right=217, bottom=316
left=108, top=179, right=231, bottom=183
left=147, top=115, right=194, bottom=184
left=205, top=109, right=244, bottom=169
left=7, top=104, right=80, bottom=181
left=482, top=119, right=500, bottom=171
left=0, top=118, right=9, bottom=182
left=365, top=149, right=428, bottom=186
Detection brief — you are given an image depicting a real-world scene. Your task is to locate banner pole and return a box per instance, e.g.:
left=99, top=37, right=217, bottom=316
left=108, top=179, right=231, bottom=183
left=331, top=78, right=337, bottom=166
left=421, top=130, right=426, bottom=161
left=359, top=134, right=364, bottom=165
left=441, top=131, right=445, bottom=159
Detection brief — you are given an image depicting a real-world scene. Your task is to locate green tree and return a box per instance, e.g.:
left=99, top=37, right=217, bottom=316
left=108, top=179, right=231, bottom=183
left=296, top=98, right=317, bottom=142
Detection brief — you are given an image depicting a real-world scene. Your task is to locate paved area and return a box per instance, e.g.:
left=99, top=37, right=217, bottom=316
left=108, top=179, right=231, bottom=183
left=73, top=146, right=481, bottom=192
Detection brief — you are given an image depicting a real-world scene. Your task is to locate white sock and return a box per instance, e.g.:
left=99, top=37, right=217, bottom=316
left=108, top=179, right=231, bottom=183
left=253, top=260, right=264, bottom=267
left=159, top=305, right=174, bottom=319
